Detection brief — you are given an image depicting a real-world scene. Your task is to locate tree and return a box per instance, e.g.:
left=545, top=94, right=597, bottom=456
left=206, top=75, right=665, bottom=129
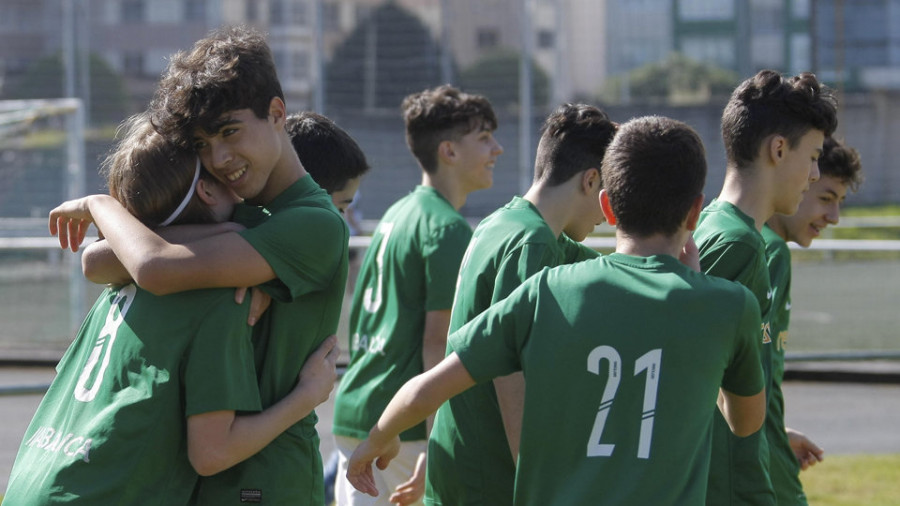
left=8, top=52, right=130, bottom=125
left=459, top=50, right=550, bottom=112
left=326, top=2, right=450, bottom=112
left=600, top=53, right=740, bottom=105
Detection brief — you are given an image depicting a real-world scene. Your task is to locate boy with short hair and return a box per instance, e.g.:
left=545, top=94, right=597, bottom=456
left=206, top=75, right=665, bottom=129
left=694, top=69, right=838, bottom=505
left=763, top=136, right=863, bottom=505
left=331, top=84, right=502, bottom=505
left=286, top=111, right=370, bottom=213
left=346, top=115, right=767, bottom=506
left=425, top=103, right=615, bottom=505
left=54, top=26, right=349, bottom=505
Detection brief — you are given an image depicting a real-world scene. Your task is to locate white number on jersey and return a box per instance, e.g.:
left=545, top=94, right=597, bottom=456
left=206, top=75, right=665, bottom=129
left=362, top=222, right=394, bottom=314
left=586, top=346, right=662, bottom=459
left=74, top=285, right=137, bottom=403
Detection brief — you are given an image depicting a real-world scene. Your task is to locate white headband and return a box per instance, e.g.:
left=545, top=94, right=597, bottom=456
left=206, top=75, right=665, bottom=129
left=159, top=158, right=201, bottom=227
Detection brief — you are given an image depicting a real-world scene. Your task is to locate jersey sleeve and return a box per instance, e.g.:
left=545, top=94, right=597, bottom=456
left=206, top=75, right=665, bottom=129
left=491, top=242, right=555, bottom=303
left=239, top=205, right=348, bottom=302
left=721, top=289, right=765, bottom=397
left=765, top=238, right=791, bottom=333
left=182, top=295, right=262, bottom=417
left=423, top=221, right=472, bottom=311
left=700, top=239, right=770, bottom=311
left=448, top=271, right=543, bottom=382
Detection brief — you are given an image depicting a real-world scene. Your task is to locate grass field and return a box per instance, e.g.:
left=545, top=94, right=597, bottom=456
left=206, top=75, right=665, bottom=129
left=802, top=454, right=900, bottom=506
left=2, top=454, right=898, bottom=505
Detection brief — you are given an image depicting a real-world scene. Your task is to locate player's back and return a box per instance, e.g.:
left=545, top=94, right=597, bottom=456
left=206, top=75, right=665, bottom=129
left=512, top=254, right=763, bottom=505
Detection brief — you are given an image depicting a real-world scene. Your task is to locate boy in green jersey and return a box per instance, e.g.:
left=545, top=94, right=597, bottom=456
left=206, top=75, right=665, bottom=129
left=52, top=26, right=350, bottom=505
left=332, top=85, right=502, bottom=506
left=5, top=114, right=338, bottom=505
left=425, top=103, right=615, bottom=506
left=345, top=116, right=767, bottom=506
left=694, top=69, right=838, bottom=505
left=763, top=136, right=863, bottom=505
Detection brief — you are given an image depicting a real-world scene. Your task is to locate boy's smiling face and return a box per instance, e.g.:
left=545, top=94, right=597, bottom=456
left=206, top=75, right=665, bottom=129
left=192, top=103, right=284, bottom=205
left=448, top=125, right=503, bottom=194
left=773, top=174, right=849, bottom=247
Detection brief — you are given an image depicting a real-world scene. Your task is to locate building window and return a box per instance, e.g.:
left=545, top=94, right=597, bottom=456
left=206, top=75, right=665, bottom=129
left=270, top=0, right=285, bottom=26
left=292, top=0, right=309, bottom=26
left=477, top=28, right=499, bottom=49
left=122, top=0, right=145, bottom=23
left=123, top=51, right=144, bottom=76
left=323, top=3, right=339, bottom=30
left=678, top=0, right=733, bottom=20
left=185, top=0, right=206, bottom=22
left=292, top=50, right=310, bottom=80
left=537, top=30, right=555, bottom=49
left=682, top=36, right=735, bottom=68
left=273, top=50, right=288, bottom=76
left=792, top=0, right=810, bottom=19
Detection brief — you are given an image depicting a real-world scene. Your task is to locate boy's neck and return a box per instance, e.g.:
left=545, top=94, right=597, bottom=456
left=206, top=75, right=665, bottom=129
left=717, top=164, right=776, bottom=231
left=615, top=229, right=686, bottom=260
left=765, top=214, right=789, bottom=241
left=523, top=181, right=571, bottom=238
left=421, top=170, right=468, bottom=210
left=247, top=131, right=307, bottom=206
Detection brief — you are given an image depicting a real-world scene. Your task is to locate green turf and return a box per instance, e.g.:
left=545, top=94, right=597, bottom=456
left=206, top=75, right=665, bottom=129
left=802, top=454, right=900, bottom=506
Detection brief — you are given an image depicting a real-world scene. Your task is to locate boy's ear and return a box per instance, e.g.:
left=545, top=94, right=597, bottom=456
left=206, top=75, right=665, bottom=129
left=768, top=135, right=787, bottom=164
left=685, top=194, right=705, bottom=231
left=437, top=140, right=456, bottom=164
left=268, top=97, right=287, bottom=127
left=581, top=167, right=601, bottom=194
left=600, top=189, right=617, bottom=226
left=195, top=179, right=217, bottom=206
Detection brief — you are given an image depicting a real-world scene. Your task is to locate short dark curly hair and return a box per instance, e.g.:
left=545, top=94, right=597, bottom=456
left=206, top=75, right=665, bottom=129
left=533, top=103, right=617, bottom=187
left=819, top=136, right=863, bottom=192
left=148, top=25, right=284, bottom=148
left=722, top=70, right=838, bottom=169
left=602, top=116, right=707, bottom=238
left=286, top=112, right=370, bottom=193
left=401, top=85, right=498, bottom=173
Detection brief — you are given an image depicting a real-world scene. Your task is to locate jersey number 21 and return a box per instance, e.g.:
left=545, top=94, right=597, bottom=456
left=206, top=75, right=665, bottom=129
left=586, top=346, right=662, bottom=459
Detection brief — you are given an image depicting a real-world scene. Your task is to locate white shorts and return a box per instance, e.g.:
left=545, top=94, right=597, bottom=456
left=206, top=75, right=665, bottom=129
left=334, top=434, right=427, bottom=506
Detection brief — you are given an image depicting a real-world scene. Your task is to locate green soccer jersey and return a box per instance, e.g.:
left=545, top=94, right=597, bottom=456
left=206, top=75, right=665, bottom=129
left=763, top=224, right=808, bottom=505
left=333, top=186, right=472, bottom=442
left=4, top=284, right=260, bottom=505
left=193, top=175, right=349, bottom=506
left=694, top=199, right=776, bottom=506
left=426, top=196, right=598, bottom=506
left=448, top=254, right=764, bottom=506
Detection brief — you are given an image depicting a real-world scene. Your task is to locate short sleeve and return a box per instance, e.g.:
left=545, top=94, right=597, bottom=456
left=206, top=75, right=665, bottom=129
left=423, top=221, right=472, bottom=311
left=721, top=289, right=765, bottom=397
left=183, top=295, right=261, bottom=417
left=492, top=242, right=555, bottom=304
left=239, top=205, right=348, bottom=302
left=449, top=271, right=544, bottom=383
left=700, top=239, right=770, bottom=314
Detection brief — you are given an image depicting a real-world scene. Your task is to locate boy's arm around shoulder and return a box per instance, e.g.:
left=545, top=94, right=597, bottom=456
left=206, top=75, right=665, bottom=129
left=56, top=194, right=276, bottom=294
left=347, top=353, right=476, bottom=497
left=82, top=222, right=247, bottom=286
